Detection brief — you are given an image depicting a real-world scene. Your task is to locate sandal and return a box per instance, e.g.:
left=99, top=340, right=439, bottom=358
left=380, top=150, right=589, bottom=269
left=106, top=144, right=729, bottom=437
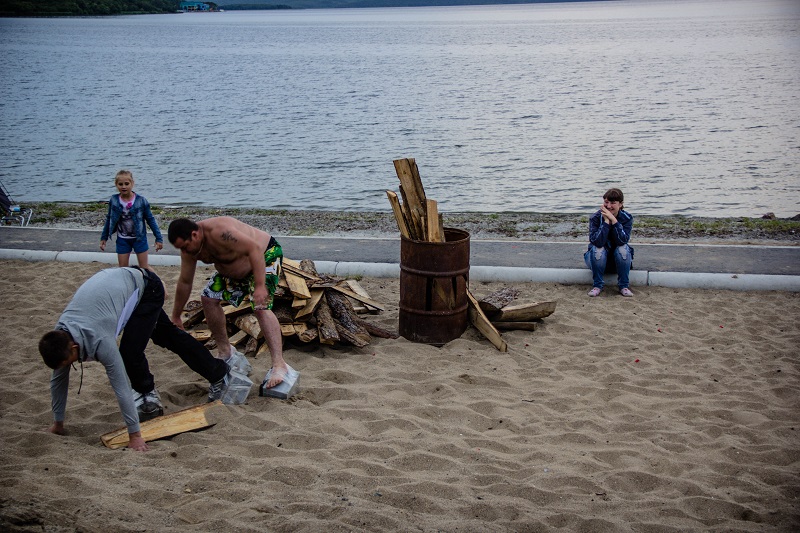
left=619, top=288, right=634, bottom=297
left=587, top=287, right=602, bottom=297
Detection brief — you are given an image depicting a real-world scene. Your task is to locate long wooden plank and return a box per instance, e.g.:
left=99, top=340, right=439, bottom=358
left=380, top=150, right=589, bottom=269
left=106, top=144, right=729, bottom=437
left=386, top=190, right=411, bottom=238
left=223, top=302, right=252, bottom=317
left=493, top=301, right=557, bottom=322
left=294, top=288, right=325, bottom=320
left=345, top=279, right=379, bottom=313
left=101, top=401, right=222, bottom=449
left=407, top=158, right=427, bottom=209
left=394, top=159, right=427, bottom=239
left=281, top=260, right=321, bottom=281
left=426, top=199, right=442, bottom=242
left=284, top=270, right=312, bottom=299
left=228, top=329, right=248, bottom=346
left=329, top=284, right=385, bottom=311
left=398, top=185, right=420, bottom=240
left=466, top=290, right=507, bottom=352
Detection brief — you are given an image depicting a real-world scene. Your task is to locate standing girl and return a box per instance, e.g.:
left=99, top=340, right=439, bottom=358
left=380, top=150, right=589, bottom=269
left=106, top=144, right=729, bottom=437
left=100, top=170, right=163, bottom=270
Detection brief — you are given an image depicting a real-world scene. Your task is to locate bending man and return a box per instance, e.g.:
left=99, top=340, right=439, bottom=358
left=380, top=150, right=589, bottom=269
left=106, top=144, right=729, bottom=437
left=39, top=267, right=234, bottom=452
left=167, top=217, right=289, bottom=391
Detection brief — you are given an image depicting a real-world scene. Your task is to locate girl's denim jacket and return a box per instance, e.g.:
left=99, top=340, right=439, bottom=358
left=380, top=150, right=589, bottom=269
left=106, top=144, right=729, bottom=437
left=101, top=194, right=163, bottom=244
left=587, top=209, right=634, bottom=258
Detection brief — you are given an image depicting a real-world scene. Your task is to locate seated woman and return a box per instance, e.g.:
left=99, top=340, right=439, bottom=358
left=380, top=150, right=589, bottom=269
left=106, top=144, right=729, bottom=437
left=584, top=188, right=634, bottom=297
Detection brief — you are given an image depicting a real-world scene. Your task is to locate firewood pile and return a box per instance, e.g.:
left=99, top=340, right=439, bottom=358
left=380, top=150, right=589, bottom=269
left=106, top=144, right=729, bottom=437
left=181, top=258, right=397, bottom=355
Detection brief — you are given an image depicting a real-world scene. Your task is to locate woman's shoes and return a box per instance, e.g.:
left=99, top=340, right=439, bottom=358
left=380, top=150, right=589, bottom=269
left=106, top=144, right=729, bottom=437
left=588, top=287, right=633, bottom=297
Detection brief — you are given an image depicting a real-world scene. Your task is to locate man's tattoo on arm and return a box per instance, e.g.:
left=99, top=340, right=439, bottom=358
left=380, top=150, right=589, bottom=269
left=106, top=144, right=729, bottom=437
left=221, top=231, right=238, bottom=242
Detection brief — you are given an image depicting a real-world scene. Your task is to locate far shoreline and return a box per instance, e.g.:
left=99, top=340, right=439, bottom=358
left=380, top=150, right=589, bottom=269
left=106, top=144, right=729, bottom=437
left=15, top=201, right=800, bottom=246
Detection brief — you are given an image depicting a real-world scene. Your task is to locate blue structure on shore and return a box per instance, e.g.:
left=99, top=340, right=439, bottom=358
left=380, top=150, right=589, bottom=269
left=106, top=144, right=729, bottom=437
left=179, top=1, right=212, bottom=11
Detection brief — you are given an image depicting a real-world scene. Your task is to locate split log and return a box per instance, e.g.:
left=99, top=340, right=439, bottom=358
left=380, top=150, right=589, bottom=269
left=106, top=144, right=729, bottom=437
left=297, top=326, right=319, bottom=343
left=467, top=290, right=508, bottom=352
left=101, top=401, right=222, bottom=449
left=271, top=300, right=296, bottom=324
left=478, top=288, right=521, bottom=317
left=426, top=199, right=443, bottom=243
left=298, top=258, right=320, bottom=276
left=398, top=184, right=421, bottom=240
left=386, top=190, right=411, bottom=238
left=315, top=295, right=340, bottom=345
left=294, top=288, right=325, bottom=321
left=491, top=301, right=557, bottom=322
left=182, top=307, right=205, bottom=329
left=326, top=290, right=370, bottom=338
left=335, top=323, right=370, bottom=347
left=395, top=158, right=427, bottom=239
left=235, top=315, right=262, bottom=340
left=357, top=318, right=399, bottom=339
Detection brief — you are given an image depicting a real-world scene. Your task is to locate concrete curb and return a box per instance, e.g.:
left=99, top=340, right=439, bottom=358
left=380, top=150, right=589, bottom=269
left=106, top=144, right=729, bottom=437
left=2, top=248, right=799, bottom=292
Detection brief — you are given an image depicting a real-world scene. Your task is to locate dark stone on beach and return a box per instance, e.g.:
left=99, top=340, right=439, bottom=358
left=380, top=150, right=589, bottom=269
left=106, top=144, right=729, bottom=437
left=791, top=214, right=800, bottom=221
left=761, top=212, right=776, bottom=219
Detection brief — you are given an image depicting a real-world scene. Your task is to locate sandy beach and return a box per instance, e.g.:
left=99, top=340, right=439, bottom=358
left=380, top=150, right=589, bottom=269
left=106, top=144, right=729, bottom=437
left=1, top=259, right=799, bottom=531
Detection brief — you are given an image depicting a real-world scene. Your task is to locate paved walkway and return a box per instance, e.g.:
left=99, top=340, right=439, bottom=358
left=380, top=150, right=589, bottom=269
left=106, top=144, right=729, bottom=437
left=2, top=226, right=799, bottom=291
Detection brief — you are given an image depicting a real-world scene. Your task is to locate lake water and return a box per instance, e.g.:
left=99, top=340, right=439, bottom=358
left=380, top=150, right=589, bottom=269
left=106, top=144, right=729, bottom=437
left=1, top=0, right=798, bottom=217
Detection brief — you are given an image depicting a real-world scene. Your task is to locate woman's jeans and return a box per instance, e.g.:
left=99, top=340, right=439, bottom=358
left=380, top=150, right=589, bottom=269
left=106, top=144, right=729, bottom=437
left=584, top=244, right=633, bottom=290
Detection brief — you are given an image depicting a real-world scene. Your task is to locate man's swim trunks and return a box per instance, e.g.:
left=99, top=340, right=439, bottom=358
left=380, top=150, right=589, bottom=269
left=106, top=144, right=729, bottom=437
left=201, top=237, right=283, bottom=310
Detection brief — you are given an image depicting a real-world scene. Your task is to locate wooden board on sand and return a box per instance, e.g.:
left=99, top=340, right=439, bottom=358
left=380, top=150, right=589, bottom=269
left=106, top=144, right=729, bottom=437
left=100, top=401, right=224, bottom=449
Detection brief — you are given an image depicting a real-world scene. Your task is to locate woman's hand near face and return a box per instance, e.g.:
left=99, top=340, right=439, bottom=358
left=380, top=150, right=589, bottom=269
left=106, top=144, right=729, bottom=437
left=600, top=205, right=617, bottom=225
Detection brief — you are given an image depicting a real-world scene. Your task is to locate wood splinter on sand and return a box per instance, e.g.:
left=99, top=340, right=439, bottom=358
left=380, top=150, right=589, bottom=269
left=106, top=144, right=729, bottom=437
left=100, top=401, right=224, bottom=449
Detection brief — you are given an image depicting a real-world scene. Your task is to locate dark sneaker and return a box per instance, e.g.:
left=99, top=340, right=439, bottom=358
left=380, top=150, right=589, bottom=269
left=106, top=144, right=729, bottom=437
left=208, top=373, right=229, bottom=403
left=133, top=388, right=164, bottom=422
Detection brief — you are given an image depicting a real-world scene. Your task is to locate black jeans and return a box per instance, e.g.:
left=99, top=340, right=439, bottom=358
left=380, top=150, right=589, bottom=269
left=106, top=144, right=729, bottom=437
left=119, top=268, right=228, bottom=394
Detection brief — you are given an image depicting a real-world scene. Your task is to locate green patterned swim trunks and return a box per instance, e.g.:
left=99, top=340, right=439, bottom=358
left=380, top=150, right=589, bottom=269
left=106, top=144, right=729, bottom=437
left=201, top=238, right=283, bottom=310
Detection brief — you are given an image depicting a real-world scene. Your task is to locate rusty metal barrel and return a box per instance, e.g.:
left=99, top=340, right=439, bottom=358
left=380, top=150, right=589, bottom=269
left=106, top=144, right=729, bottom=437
left=399, top=228, right=470, bottom=345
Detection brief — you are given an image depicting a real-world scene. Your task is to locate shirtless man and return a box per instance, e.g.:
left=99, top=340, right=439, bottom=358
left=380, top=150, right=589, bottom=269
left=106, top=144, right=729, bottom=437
left=167, top=217, right=289, bottom=389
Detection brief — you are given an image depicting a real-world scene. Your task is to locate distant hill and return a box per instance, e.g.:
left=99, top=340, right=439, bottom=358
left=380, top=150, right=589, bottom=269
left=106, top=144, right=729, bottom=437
left=0, top=0, right=609, bottom=17
left=0, top=0, right=602, bottom=17
left=221, top=0, right=599, bottom=9
left=0, top=0, right=180, bottom=16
